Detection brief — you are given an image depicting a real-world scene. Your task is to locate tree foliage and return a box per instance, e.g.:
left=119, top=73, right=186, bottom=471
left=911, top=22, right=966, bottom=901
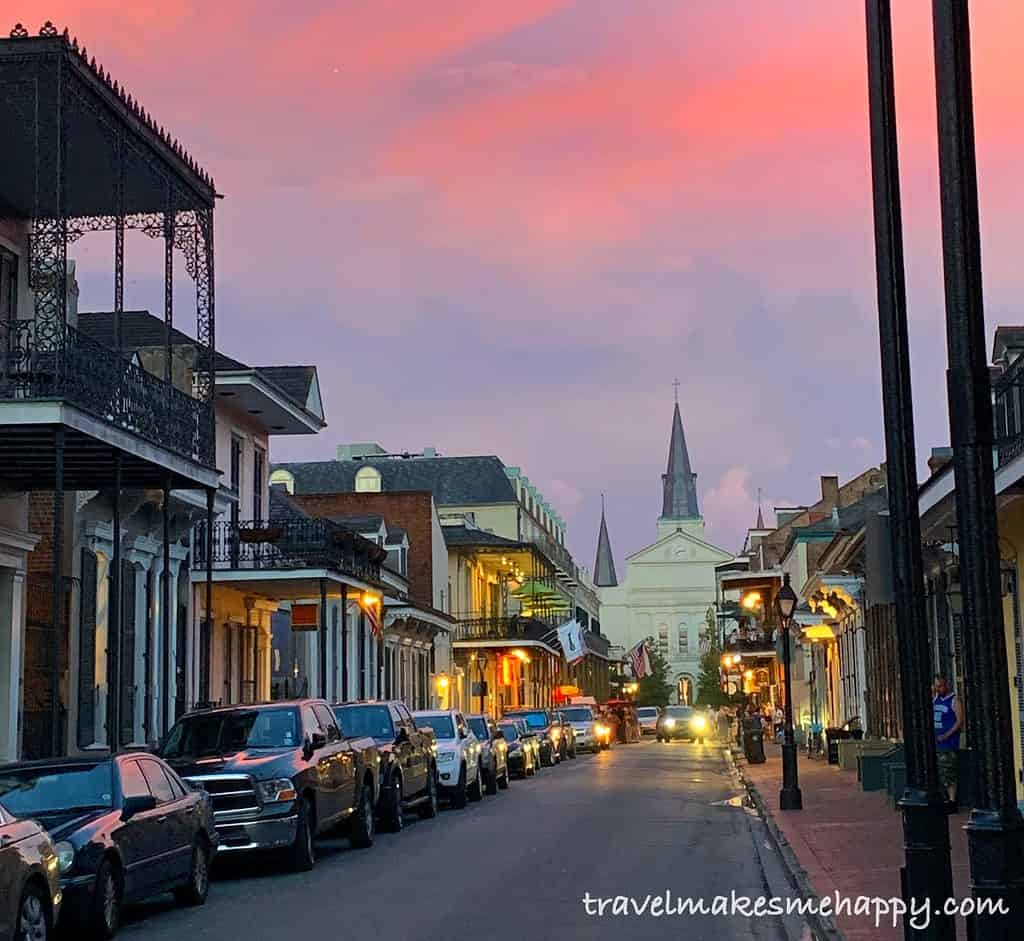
left=696, top=620, right=729, bottom=708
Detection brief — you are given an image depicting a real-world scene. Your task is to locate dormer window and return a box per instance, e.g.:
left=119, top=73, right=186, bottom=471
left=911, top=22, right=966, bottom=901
left=355, top=466, right=382, bottom=492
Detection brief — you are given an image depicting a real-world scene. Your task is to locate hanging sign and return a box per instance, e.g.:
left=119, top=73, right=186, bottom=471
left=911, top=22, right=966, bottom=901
left=291, top=603, right=319, bottom=631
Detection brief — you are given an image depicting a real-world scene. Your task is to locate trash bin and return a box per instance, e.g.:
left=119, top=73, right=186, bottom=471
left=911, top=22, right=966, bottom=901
left=742, top=717, right=766, bottom=764
left=825, top=727, right=852, bottom=765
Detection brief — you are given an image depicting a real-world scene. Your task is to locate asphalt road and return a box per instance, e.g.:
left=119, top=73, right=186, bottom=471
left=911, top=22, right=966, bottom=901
left=120, top=739, right=810, bottom=941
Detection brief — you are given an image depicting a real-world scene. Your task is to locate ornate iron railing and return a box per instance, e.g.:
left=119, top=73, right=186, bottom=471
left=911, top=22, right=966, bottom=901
left=193, top=518, right=383, bottom=584
left=0, top=318, right=213, bottom=466
left=723, top=635, right=776, bottom=655
left=994, top=355, right=1024, bottom=466
left=453, top=614, right=563, bottom=643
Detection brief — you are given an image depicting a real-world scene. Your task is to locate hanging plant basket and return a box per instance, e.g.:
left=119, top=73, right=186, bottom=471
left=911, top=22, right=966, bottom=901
left=239, top=526, right=283, bottom=544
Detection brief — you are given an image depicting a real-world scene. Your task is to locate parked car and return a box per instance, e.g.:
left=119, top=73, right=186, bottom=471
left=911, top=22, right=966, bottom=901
left=503, top=709, right=560, bottom=766
left=0, top=801, right=62, bottom=941
left=0, top=754, right=217, bottom=939
left=465, top=715, right=511, bottom=794
left=496, top=720, right=537, bottom=779
left=509, top=718, right=543, bottom=772
left=636, top=706, right=660, bottom=735
left=553, top=711, right=580, bottom=759
left=556, top=704, right=604, bottom=753
left=334, top=700, right=438, bottom=830
left=160, top=699, right=379, bottom=871
left=656, top=705, right=708, bottom=743
left=412, top=710, right=483, bottom=808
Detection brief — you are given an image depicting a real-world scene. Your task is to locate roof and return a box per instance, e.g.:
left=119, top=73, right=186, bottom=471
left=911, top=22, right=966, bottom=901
left=77, top=311, right=321, bottom=421
left=992, top=326, right=1024, bottom=364
left=593, top=504, right=618, bottom=587
left=442, top=525, right=522, bottom=549
left=661, top=402, right=700, bottom=520
left=329, top=514, right=385, bottom=533
left=276, top=455, right=518, bottom=505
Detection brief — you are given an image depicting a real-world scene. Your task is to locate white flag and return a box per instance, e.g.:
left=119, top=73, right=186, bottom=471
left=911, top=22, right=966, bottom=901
left=558, top=619, right=585, bottom=665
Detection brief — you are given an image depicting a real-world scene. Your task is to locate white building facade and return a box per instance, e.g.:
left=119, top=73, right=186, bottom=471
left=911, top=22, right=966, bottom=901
left=595, top=403, right=731, bottom=703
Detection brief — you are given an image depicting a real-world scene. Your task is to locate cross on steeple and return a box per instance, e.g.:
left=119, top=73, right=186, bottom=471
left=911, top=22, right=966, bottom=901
left=672, top=377, right=680, bottom=403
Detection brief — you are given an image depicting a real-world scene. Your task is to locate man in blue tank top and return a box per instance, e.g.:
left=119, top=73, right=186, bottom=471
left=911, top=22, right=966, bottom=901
left=933, top=674, right=963, bottom=804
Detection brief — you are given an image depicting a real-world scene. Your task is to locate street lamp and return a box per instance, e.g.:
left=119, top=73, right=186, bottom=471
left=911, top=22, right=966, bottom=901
left=775, top=574, right=803, bottom=811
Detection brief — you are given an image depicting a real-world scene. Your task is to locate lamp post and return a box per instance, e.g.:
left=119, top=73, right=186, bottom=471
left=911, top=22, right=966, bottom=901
left=476, top=654, right=489, bottom=714
left=776, top=574, right=802, bottom=810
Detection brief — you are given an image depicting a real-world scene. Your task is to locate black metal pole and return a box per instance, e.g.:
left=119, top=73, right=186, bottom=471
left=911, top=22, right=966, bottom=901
left=50, top=428, right=64, bottom=757
left=779, top=589, right=803, bottom=811
left=203, top=486, right=214, bottom=705
left=931, top=2, right=1024, bottom=932
left=865, top=4, right=956, bottom=931
left=319, top=579, right=328, bottom=699
left=359, top=605, right=367, bottom=699
left=162, top=479, right=171, bottom=736
left=341, top=586, right=349, bottom=701
left=109, top=453, right=122, bottom=751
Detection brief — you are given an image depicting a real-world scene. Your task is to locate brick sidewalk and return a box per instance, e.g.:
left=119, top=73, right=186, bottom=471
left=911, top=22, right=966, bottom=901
left=739, top=744, right=970, bottom=941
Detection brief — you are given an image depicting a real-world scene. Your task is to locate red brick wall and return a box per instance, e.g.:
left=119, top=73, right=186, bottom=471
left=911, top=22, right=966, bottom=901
left=289, top=491, right=436, bottom=608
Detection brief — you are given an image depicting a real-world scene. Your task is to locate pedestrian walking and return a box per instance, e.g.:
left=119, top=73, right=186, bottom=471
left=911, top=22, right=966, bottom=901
left=933, top=674, right=963, bottom=806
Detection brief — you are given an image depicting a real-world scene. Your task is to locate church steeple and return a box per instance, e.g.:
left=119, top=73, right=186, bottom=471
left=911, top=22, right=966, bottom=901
left=594, top=494, right=618, bottom=587
left=660, top=398, right=700, bottom=520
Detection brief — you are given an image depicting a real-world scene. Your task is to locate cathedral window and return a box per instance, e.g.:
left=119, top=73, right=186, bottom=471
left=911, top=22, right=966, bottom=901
left=678, top=623, right=690, bottom=654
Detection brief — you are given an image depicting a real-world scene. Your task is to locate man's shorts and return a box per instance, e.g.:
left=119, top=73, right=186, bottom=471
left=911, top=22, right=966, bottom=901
left=937, top=749, right=959, bottom=788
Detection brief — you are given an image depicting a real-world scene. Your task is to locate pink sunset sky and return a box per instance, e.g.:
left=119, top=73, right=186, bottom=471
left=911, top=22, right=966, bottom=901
left=11, top=1, right=1024, bottom=570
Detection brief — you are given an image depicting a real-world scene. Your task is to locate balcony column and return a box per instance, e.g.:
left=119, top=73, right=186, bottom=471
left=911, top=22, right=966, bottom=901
left=108, top=454, right=122, bottom=751
left=340, top=586, right=349, bottom=701
left=318, top=579, right=328, bottom=699
left=50, top=428, right=65, bottom=757
left=202, top=486, right=214, bottom=704
left=161, top=479, right=172, bottom=734
left=358, top=603, right=367, bottom=699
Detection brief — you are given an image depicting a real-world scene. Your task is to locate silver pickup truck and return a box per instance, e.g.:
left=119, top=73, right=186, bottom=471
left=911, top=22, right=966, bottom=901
left=159, top=698, right=379, bottom=871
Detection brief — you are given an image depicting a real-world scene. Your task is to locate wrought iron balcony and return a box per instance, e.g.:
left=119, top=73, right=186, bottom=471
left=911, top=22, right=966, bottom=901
left=193, top=518, right=384, bottom=583
left=994, top=355, right=1024, bottom=466
left=453, top=614, right=563, bottom=644
left=0, top=318, right=213, bottom=467
left=723, top=634, right=777, bottom=656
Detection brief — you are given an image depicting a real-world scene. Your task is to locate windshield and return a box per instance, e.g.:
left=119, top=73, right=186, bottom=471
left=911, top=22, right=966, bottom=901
left=559, top=707, right=595, bottom=722
left=637, top=708, right=660, bottom=718
left=334, top=705, right=394, bottom=741
left=664, top=706, right=694, bottom=718
left=466, top=717, right=489, bottom=740
left=415, top=714, right=455, bottom=739
left=497, top=723, right=519, bottom=741
left=163, top=707, right=300, bottom=758
left=509, top=711, right=549, bottom=730
left=0, top=763, right=114, bottom=816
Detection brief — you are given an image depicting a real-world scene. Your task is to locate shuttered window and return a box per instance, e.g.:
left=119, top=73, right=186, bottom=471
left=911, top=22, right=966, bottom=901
left=77, top=548, right=98, bottom=747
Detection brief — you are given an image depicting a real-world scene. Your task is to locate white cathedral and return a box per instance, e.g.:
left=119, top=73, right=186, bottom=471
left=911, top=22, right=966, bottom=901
left=595, top=401, right=732, bottom=704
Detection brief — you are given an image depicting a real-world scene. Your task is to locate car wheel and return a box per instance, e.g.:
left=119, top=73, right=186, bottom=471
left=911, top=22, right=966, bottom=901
left=485, top=761, right=499, bottom=795
left=287, top=797, right=316, bottom=872
left=90, top=858, right=122, bottom=940
left=569, top=743, right=577, bottom=759
left=468, top=762, right=484, bottom=802
left=451, top=765, right=469, bottom=809
left=17, top=881, right=50, bottom=941
left=173, top=839, right=210, bottom=907
left=383, top=775, right=404, bottom=833
left=349, top=780, right=376, bottom=849
left=498, top=764, right=510, bottom=789
left=418, top=767, right=439, bottom=819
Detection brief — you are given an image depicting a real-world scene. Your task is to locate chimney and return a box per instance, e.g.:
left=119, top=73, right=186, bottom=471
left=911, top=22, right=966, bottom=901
left=820, top=475, right=839, bottom=508
left=928, top=447, right=953, bottom=476
left=423, top=447, right=437, bottom=458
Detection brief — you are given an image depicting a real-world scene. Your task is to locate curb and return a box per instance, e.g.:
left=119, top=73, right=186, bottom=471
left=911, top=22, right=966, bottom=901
left=724, top=746, right=846, bottom=941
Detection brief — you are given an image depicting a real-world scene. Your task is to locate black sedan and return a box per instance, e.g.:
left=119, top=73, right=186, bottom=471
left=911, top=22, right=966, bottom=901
left=0, top=754, right=218, bottom=939
left=496, top=721, right=537, bottom=779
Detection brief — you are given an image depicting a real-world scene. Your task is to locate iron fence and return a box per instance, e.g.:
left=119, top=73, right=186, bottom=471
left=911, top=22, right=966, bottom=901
left=0, top=318, right=213, bottom=466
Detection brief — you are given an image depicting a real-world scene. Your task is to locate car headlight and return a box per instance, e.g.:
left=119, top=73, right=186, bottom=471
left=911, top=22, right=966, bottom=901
left=692, top=716, right=708, bottom=731
left=259, top=778, right=297, bottom=803
left=664, top=717, right=676, bottom=728
left=438, top=750, right=457, bottom=762
left=55, top=841, right=76, bottom=874
left=594, top=723, right=608, bottom=736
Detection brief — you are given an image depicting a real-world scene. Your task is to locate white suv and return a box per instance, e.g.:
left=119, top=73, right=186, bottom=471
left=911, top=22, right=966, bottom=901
left=413, top=710, right=484, bottom=809
left=558, top=704, right=604, bottom=753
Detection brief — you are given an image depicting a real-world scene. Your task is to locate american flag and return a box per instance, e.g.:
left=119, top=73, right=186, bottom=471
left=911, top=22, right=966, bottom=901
left=627, top=640, right=650, bottom=679
left=365, top=598, right=383, bottom=639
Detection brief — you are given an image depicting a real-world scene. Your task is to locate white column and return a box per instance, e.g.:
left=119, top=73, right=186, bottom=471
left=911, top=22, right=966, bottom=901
left=0, top=570, right=25, bottom=761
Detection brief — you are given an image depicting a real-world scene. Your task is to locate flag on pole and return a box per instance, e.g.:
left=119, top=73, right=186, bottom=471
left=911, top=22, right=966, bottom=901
left=627, top=640, right=649, bottom=679
left=557, top=619, right=585, bottom=665
left=364, top=596, right=383, bottom=638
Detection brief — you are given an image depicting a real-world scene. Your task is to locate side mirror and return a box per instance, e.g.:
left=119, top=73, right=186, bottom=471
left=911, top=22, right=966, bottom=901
left=395, top=726, right=409, bottom=744
left=310, top=731, right=328, bottom=751
left=122, top=794, right=157, bottom=820
left=459, top=729, right=468, bottom=740
left=493, top=729, right=505, bottom=741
